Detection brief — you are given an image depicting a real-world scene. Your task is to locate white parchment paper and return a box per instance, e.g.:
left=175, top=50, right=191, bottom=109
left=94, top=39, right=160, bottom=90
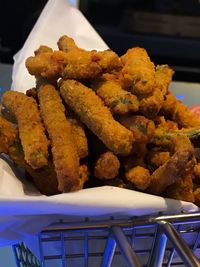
left=0, top=0, right=198, bottom=247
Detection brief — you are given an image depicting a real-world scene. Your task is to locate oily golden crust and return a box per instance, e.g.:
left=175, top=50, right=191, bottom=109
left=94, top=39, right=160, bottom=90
left=120, top=47, right=155, bottom=95
left=155, top=65, right=174, bottom=95
left=0, top=116, right=17, bottom=153
left=67, top=114, right=88, bottom=159
left=25, top=51, right=68, bottom=80
left=92, top=79, right=139, bottom=114
left=57, top=35, right=77, bottom=52
left=94, top=151, right=120, bottom=179
left=60, top=80, right=134, bottom=156
left=139, top=88, right=164, bottom=118
left=26, top=41, right=121, bottom=81
left=125, top=166, right=151, bottom=191
left=162, top=92, right=200, bottom=128
left=38, top=84, right=80, bottom=192
left=2, top=91, right=49, bottom=169
left=118, top=115, right=155, bottom=144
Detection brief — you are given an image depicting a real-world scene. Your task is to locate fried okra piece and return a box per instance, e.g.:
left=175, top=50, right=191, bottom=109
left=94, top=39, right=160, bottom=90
left=60, top=80, right=134, bottom=156
left=91, top=78, right=139, bottom=115
left=94, top=151, right=120, bottom=179
left=162, top=92, right=200, bottom=128
left=0, top=116, right=17, bottom=153
left=38, top=84, right=80, bottom=192
left=147, top=135, right=196, bottom=195
left=194, top=187, right=200, bottom=206
left=118, top=115, right=155, bottom=144
left=125, top=166, right=151, bottom=191
left=2, top=91, right=49, bottom=169
left=120, top=47, right=155, bottom=95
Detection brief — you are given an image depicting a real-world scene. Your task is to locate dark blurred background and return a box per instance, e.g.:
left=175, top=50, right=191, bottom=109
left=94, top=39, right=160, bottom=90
left=1, top=0, right=200, bottom=82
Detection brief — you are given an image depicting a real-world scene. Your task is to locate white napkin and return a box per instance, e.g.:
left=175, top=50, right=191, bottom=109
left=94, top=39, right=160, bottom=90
left=0, top=0, right=198, bottom=249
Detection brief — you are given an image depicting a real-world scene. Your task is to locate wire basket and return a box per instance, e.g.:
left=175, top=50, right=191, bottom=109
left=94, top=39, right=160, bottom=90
left=12, top=212, right=200, bottom=267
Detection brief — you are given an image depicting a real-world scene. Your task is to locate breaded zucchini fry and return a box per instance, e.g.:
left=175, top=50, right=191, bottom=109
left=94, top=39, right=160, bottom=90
left=2, top=91, right=49, bottom=169
left=162, top=92, right=200, bottom=128
left=118, top=115, right=155, bottom=143
left=92, top=78, right=139, bottom=114
left=120, top=47, right=155, bottom=95
left=0, top=116, right=17, bottom=153
left=26, top=36, right=121, bottom=81
left=67, top=113, right=88, bottom=159
left=60, top=80, right=134, bottom=155
left=38, top=84, right=80, bottom=192
left=94, top=151, right=120, bottom=179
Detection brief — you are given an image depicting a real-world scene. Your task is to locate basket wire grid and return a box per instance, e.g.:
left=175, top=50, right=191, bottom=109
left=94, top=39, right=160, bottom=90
left=13, top=212, right=200, bottom=267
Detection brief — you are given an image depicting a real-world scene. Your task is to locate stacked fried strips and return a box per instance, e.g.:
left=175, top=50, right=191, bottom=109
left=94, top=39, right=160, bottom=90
left=2, top=35, right=200, bottom=206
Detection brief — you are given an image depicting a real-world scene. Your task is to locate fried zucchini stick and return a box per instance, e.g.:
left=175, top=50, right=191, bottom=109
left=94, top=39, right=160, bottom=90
left=38, top=84, right=80, bottom=192
left=60, top=80, right=134, bottom=156
left=0, top=116, right=17, bottom=153
left=92, top=79, right=139, bottom=114
left=162, top=92, right=200, bottom=128
left=120, top=47, right=155, bottom=95
left=118, top=115, right=155, bottom=144
left=2, top=91, right=49, bottom=169
left=139, top=65, right=174, bottom=118
left=26, top=36, right=121, bottom=81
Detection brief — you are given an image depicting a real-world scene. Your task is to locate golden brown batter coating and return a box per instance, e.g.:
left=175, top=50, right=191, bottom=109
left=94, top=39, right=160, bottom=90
left=155, top=65, right=174, bottom=95
left=60, top=80, right=134, bottom=156
left=67, top=114, right=89, bottom=159
left=94, top=151, right=120, bottom=179
left=0, top=116, right=17, bottom=153
left=118, top=115, right=155, bottom=144
left=92, top=78, right=139, bottom=114
left=120, top=47, right=155, bottom=95
left=162, top=92, right=200, bottom=128
left=38, top=84, right=80, bottom=192
left=2, top=91, right=49, bottom=169
left=125, top=166, right=151, bottom=191
left=26, top=36, right=121, bottom=81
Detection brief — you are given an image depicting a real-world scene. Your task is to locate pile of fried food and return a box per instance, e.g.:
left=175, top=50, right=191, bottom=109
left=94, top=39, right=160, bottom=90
left=2, top=35, right=200, bottom=205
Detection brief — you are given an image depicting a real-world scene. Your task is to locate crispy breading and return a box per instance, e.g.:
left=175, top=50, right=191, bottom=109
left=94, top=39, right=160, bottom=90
left=118, top=115, right=155, bottom=143
left=2, top=91, right=49, bottom=169
left=162, top=92, right=200, bottom=128
left=38, top=84, right=80, bottom=192
left=91, top=78, right=139, bottom=114
left=125, top=166, right=151, bottom=191
left=26, top=36, right=121, bottom=81
left=67, top=113, right=88, bottom=159
left=94, top=151, right=120, bottom=179
left=60, top=79, right=134, bottom=155
left=120, top=47, right=155, bottom=95
left=0, top=116, right=17, bottom=153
